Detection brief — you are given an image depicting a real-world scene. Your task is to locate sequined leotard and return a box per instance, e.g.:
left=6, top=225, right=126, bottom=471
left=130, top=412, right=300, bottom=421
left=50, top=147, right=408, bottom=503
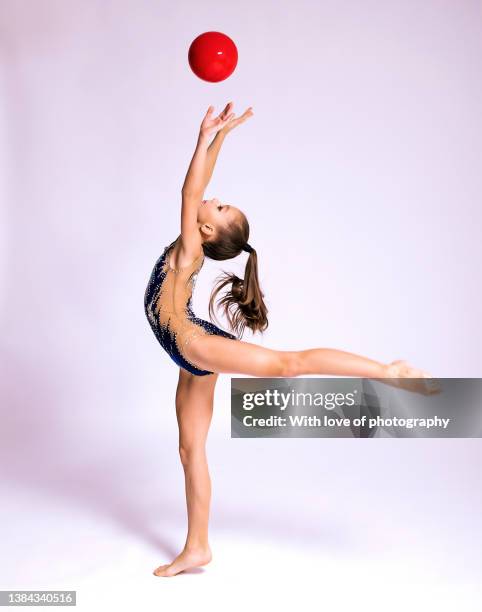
left=144, top=236, right=238, bottom=376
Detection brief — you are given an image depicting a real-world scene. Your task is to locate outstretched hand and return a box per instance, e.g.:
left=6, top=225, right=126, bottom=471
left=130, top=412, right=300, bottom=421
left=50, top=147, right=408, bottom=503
left=200, top=102, right=254, bottom=138
left=219, top=102, right=254, bottom=136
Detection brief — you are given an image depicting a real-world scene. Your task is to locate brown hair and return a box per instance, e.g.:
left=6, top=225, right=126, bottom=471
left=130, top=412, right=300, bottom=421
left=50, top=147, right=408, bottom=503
left=203, top=216, right=268, bottom=338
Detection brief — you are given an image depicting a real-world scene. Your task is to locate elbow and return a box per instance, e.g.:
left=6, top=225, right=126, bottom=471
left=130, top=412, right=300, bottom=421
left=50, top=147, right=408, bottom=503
left=182, top=187, right=203, bottom=198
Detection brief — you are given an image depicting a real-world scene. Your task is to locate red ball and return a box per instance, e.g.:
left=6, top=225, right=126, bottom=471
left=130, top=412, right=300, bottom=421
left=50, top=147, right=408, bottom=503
left=188, top=31, right=238, bottom=83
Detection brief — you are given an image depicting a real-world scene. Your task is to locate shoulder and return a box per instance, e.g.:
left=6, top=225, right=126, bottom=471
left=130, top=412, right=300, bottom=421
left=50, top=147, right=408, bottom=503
left=169, top=236, right=204, bottom=272
left=178, top=235, right=204, bottom=264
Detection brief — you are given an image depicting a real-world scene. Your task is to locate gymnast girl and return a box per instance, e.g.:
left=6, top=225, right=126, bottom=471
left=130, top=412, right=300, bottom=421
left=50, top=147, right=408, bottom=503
left=144, top=102, right=436, bottom=577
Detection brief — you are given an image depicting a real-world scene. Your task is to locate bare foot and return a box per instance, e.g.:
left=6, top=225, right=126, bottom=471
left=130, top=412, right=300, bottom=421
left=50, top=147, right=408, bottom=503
left=153, top=546, right=212, bottom=577
left=377, top=360, right=441, bottom=395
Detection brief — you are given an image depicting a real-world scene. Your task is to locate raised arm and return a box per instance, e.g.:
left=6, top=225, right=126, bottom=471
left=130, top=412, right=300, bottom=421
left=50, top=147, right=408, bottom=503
left=179, top=105, right=233, bottom=256
left=179, top=103, right=253, bottom=257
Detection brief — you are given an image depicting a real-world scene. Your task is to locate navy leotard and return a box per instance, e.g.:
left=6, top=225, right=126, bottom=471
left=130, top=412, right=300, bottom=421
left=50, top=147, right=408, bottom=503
left=144, top=236, right=238, bottom=376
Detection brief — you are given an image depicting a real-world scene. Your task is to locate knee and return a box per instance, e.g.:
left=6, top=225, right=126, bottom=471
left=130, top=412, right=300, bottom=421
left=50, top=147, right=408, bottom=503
left=178, top=444, right=204, bottom=468
left=278, top=352, right=301, bottom=378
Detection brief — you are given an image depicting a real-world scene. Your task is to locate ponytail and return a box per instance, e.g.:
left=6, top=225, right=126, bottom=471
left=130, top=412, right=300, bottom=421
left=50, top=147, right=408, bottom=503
left=208, top=246, right=269, bottom=338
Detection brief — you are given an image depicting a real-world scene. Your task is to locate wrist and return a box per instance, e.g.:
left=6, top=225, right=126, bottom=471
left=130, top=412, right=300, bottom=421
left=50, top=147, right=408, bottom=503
left=198, top=130, right=211, bottom=145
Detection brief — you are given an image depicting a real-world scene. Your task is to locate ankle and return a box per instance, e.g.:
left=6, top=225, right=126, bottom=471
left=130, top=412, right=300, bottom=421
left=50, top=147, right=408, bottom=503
left=184, top=541, right=211, bottom=554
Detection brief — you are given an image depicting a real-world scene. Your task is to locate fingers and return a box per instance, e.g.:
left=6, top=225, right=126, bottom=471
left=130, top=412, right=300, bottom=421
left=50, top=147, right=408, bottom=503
left=237, top=107, right=254, bottom=123
left=218, top=102, right=234, bottom=122
left=221, top=101, right=234, bottom=115
left=209, top=102, right=234, bottom=120
left=215, top=105, right=254, bottom=135
left=206, top=103, right=253, bottom=123
left=230, top=108, right=253, bottom=128
left=220, top=112, right=235, bottom=125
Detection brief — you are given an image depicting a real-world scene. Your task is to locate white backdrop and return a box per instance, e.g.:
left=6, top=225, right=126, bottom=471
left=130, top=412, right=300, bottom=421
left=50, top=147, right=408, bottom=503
left=1, top=1, right=481, bottom=608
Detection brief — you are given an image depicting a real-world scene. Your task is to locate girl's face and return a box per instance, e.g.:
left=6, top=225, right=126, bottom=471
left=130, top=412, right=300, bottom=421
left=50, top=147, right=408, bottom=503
left=197, top=197, right=241, bottom=234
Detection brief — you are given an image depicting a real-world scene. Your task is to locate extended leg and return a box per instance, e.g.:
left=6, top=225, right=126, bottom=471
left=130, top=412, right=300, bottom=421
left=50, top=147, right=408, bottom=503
left=183, top=336, right=437, bottom=394
left=184, top=336, right=398, bottom=378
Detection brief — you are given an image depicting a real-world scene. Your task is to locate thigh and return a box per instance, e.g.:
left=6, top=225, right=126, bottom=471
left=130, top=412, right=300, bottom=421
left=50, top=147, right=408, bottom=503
left=175, top=368, right=219, bottom=447
left=183, top=334, right=291, bottom=377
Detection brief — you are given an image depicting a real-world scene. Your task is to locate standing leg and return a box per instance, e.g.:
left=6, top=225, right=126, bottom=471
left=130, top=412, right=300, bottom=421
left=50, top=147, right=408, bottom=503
left=153, top=367, right=218, bottom=577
